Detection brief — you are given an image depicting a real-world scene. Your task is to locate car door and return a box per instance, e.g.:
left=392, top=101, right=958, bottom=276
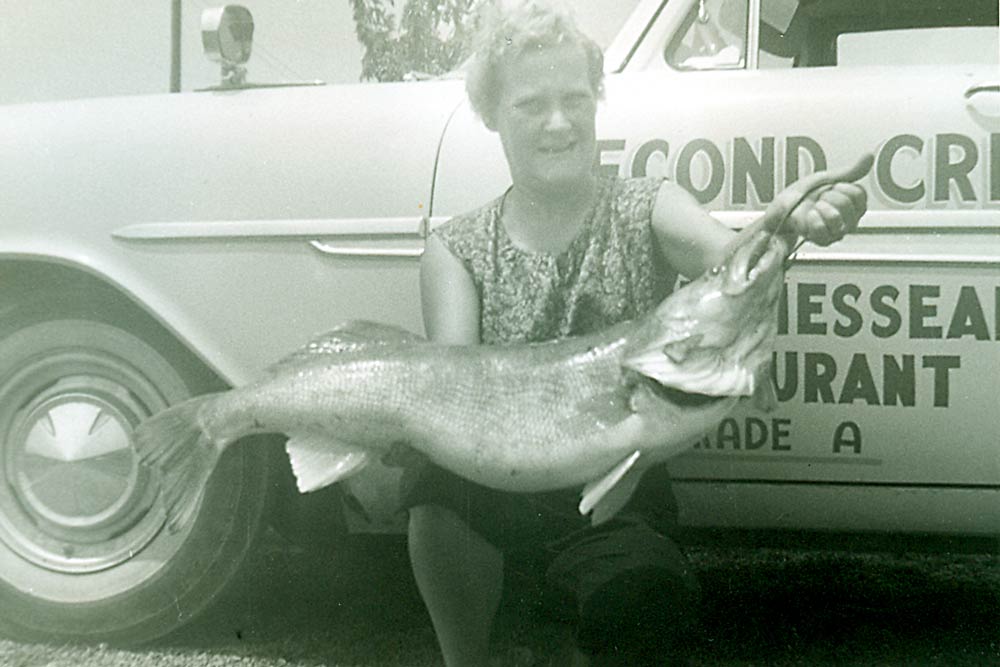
left=598, top=0, right=1000, bottom=536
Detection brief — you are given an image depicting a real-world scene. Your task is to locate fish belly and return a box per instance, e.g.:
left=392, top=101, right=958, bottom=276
left=408, top=348, right=641, bottom=493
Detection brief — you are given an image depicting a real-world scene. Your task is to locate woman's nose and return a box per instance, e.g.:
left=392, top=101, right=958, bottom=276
left=543, top=106, right=572, bottom=131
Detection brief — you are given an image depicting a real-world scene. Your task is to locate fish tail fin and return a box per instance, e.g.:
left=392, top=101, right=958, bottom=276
left=132, top=393, right=225, bottom=533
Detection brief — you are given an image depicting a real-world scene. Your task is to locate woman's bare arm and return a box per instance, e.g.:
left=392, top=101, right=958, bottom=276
left=420, top=234, right=481, bottom=345
left=650, top=180, right=735, bottom=280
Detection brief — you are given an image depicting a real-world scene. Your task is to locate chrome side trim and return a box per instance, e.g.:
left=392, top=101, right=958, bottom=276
left=112, top=216, right=447, bottom=241
left=746, top=0, right=761, bottom=70
left=789, top=251, right=1000, bottom=265
left=711, top=209, right=1000, bottom=230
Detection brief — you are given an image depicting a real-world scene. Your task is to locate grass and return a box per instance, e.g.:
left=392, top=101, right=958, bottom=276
left=1, top=535, right=997, bottom=666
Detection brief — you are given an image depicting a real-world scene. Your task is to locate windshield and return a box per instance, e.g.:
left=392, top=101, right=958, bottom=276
left=574, top=0, right=647, bottom=50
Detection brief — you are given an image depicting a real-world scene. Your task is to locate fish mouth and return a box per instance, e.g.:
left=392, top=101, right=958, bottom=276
left=726, top=232, right=785, bottom=291
left=639, top=375, right=728, bottom=407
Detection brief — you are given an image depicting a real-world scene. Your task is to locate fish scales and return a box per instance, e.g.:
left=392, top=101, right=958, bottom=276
left=133, top=155, right=874, bottom=531
left=197, top=336, right=634, bottom=491
left=411, top=329, right=638, bottom=489
left=136, top=263, right=764, bottom=529
left=207, top=355, right=443, bottom=443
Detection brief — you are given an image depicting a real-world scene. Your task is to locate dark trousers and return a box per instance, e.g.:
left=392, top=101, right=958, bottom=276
left=402, top=463, right=700, bottom=661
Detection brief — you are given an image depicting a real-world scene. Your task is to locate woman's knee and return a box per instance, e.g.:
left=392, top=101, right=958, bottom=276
left=408, top=504, right=501, bottom=566
left=409, top=504, right=472, bottom=542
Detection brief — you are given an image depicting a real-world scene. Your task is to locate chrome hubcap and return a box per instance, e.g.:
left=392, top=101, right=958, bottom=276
left=0, top=350, right=167, bottom=574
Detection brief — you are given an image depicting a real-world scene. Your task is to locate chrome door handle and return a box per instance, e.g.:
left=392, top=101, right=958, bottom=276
left=964, top=83, right=1000, bottom=98
left=965, top=82, right=1000, bottom=117
left=308, top=215, right=431, bottom=258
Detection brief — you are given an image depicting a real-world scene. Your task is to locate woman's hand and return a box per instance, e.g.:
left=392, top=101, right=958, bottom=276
left=714, top=154, right=873, bottom=267
left=652, top=154, right=873, bottom=279
left=769, top=153, right=873, bottom=247
left=785, top=180, right=869, bottom=246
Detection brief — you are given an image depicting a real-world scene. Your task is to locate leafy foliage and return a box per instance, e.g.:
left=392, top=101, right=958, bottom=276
left=348, top=0, right=485, bottom=81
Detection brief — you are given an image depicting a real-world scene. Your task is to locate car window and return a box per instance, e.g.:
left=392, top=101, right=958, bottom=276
left=666, top=0, right=749, bottom=70
left=761, top=0, right=999, bottom=68
left=665, top=0, right=1000, bottom=70
left=838, top=27, right=998, bottom=66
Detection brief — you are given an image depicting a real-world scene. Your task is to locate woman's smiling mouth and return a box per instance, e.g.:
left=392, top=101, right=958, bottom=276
left=539, top=142, right=576, bottom=154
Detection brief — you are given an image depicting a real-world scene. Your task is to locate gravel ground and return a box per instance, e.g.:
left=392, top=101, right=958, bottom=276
left=2, top=535, right=997, bottom=666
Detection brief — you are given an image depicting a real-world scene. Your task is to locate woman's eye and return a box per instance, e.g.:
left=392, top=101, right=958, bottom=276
left=515, top=99, right=545, bottom=115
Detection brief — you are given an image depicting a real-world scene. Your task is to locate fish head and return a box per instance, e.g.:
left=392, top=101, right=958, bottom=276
left=623, top=230, right=789, bottom=398
left=719, top=228, right=788, bottom=298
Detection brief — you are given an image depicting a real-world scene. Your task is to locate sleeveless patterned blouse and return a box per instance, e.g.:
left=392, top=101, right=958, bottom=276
left=433, top=175, right=677, bottom=345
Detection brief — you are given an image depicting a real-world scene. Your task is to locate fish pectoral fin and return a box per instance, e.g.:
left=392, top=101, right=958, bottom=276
left=578, top=450, right=641, bottom=525
left=662, top=335, right=703, bottom=363
left=752, top=363, right=779, bottom=412
left=622, top=335, right=705, bottom=387
left=285, top=434, right=371, bottom=493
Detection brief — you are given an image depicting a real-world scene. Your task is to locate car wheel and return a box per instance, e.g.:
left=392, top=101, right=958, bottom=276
left=0, top=299, right=275, bottom=644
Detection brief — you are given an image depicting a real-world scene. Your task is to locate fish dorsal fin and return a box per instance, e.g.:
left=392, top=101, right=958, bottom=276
left=268, top=320, right=426, bottom=373
left=578, top=450, right=642, bottom=525
left=285, top=434, right=371, bottom=493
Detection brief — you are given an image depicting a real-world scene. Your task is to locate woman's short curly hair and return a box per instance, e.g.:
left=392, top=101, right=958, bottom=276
left=465, top=0, right=605, bottom=127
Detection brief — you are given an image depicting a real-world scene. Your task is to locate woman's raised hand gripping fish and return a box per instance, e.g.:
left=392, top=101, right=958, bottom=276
left=132, top=155, right=874, bottom=533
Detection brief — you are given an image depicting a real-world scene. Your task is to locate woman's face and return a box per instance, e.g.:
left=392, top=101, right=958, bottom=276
left=489, top=41, right=598, bottom=193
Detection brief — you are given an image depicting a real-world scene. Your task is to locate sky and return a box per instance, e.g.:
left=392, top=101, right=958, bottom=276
left=0, top=0, right=638, bottom=105
left=0, top=0, right=365, bottom=104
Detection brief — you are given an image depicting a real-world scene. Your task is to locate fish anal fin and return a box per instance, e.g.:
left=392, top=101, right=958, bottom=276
left=285, top=434, right=371, bottom=493
left=578, top=450, right=641, bottom=524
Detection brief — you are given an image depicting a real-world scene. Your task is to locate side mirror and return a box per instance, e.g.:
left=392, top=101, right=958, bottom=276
left=202, top=5, right=254, bottom=87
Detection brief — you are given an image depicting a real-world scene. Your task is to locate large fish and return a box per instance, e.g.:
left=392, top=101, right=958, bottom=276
left=134, top=156, right=873, bottom=531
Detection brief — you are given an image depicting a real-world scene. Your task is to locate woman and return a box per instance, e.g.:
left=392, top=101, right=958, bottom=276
left=405, top=1, right=867, bottom=664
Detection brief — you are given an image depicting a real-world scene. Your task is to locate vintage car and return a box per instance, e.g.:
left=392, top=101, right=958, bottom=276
left=0, top=0, right=996, bottom=646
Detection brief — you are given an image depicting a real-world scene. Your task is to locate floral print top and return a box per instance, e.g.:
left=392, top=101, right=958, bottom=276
left=433, top=175, right=678, bottom=345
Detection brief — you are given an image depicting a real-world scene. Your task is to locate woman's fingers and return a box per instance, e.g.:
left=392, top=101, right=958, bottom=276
left=791, top=182, right=868, bottom=245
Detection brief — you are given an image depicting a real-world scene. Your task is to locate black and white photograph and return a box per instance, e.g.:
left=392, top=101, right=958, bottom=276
left=0, top=1, right=997, bottom=665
